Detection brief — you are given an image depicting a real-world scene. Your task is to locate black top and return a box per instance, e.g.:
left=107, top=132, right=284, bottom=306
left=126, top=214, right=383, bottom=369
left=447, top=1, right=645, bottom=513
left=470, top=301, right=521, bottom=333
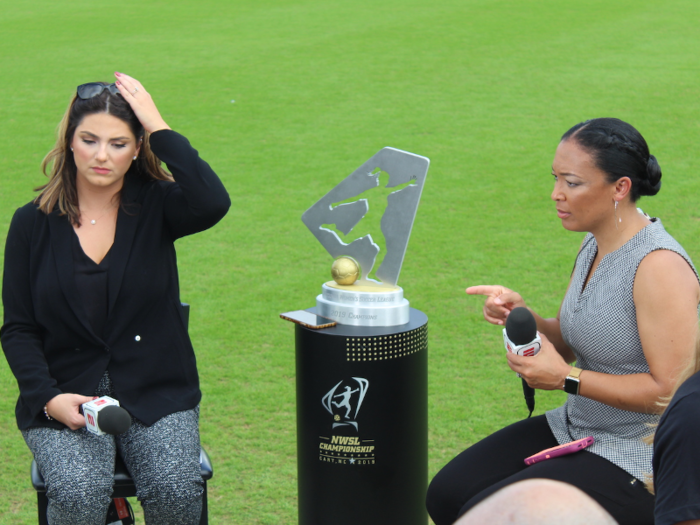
left=653, top=370, right=700, bottom=525
left=1, top=129, right=231, bottom=429
left=72, top=231, right=110, bottom=338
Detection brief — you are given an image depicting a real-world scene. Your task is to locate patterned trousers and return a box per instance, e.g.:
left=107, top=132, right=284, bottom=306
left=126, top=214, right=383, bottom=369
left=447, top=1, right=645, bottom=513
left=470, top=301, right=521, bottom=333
left=22, top=373, right=203, bottom=525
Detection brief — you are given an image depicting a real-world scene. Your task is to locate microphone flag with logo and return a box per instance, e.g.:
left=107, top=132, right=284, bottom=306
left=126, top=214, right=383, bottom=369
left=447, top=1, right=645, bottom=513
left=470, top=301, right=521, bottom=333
left=82, top=396, right=132, bottom=435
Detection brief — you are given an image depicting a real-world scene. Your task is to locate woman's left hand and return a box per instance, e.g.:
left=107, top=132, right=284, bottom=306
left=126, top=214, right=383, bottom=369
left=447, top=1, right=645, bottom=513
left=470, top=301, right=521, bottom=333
left=506, top=332, right=571, bottom=391
left=114, top=72, right=170, bottom=133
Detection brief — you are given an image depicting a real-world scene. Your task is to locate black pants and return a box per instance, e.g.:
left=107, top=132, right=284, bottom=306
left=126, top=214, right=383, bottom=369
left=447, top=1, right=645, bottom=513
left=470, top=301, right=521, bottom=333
left=426, top=416, right=654, bottom=525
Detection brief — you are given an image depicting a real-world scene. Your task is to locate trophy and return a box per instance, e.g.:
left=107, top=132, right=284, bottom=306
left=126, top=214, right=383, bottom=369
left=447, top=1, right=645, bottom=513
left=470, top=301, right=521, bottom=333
left=302, top=147, right=430, bottom=326
left=290, top=147, right=430, bottom=525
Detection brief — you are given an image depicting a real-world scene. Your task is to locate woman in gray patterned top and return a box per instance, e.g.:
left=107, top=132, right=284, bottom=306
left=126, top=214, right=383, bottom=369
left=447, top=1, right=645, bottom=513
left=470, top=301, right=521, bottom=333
left=427, top=118, right=700, bottom=525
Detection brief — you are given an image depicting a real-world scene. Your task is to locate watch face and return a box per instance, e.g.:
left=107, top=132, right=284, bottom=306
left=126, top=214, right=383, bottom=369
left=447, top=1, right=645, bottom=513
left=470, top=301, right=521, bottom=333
left=565, top=377, right=580, bottom=395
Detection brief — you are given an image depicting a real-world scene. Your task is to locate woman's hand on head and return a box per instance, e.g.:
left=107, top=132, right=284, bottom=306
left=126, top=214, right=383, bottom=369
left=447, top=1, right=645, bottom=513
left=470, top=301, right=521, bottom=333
left=506, top=332, right=570, bottom=390
left=114, top=72, right=171, bottom=134
left=45, top=393, right=96, bottom=431
left=466, top=285, right=527, bottom=326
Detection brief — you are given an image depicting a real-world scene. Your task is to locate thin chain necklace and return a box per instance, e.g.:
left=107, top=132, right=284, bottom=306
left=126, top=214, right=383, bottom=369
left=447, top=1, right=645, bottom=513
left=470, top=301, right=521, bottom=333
left=80, top=202, right=118, bottom=226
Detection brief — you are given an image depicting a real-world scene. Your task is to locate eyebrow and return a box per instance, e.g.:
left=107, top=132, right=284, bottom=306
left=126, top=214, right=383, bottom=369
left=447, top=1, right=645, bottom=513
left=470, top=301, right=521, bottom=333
left=78, top=130, right=131, bottom=141
left=551, top=169, right=582, bottom=178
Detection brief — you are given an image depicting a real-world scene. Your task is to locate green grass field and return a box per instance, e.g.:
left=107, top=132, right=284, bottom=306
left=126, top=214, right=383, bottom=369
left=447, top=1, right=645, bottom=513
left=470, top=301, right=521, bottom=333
left=1, top=1, right=699, bottom=523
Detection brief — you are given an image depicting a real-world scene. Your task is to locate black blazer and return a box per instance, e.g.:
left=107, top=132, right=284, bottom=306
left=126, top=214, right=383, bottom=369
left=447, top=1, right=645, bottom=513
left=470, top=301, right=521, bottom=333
left=1, top=130, right=230, bottom=430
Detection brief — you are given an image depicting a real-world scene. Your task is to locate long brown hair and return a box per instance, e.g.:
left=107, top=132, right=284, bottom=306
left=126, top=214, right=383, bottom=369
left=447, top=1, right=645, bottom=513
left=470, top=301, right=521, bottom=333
left=35, top=83, right=172, bottom=226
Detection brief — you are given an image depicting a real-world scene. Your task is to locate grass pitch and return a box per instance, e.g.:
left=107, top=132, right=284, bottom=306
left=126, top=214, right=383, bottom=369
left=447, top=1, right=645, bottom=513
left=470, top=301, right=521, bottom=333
left=1, top=1, right=699, bottom=523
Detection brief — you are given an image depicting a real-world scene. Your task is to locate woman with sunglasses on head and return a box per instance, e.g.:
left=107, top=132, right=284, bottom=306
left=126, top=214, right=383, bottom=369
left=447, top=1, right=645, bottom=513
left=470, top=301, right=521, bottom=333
left=1, top=72, right=230, bottom=524
left=426, top=118, right=700, bottom=525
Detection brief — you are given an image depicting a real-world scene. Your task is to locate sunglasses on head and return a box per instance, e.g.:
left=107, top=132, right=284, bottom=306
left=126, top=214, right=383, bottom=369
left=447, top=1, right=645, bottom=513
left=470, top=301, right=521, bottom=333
left=76, top=83, right=121, bottom=100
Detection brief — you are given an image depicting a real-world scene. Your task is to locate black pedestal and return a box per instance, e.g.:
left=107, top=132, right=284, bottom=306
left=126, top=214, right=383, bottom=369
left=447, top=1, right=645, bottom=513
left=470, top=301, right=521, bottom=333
left=295, top=308, right=428, bottom=525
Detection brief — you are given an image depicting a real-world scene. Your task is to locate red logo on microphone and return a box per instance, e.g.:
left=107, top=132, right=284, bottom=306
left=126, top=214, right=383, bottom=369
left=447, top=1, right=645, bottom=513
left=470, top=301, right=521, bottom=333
left=522, top=346, right=536, bottom=357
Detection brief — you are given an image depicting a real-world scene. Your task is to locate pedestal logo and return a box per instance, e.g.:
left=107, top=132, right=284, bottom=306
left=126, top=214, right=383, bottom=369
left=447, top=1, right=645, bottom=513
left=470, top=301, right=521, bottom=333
left=322, top=377, right=368, bottom=431
left=318, top=377, right=376, bottom=466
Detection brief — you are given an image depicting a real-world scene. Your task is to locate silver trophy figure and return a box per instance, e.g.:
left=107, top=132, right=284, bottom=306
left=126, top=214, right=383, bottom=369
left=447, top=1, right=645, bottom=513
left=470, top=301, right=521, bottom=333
left=302, top=147, right=429, bottom=326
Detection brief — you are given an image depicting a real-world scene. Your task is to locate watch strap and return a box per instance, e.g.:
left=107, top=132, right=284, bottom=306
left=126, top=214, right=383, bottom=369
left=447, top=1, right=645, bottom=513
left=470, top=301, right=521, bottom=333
left=564, top=367, right=582, bottom=395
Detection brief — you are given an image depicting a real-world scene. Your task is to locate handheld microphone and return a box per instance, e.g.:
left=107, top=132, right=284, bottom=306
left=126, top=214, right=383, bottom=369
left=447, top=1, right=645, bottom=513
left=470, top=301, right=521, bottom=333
left=503, top=307, right=541, bottom=417
left=82, top=396, right=131, bottom=435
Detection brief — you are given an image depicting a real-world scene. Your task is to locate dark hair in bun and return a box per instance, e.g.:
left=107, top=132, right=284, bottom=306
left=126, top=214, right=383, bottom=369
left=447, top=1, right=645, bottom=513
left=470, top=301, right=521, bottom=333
left=561, top=118, right=661, bottom=202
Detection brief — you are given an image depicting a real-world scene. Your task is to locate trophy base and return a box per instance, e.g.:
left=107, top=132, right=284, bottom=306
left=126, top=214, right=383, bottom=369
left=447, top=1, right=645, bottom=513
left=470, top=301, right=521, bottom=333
left=316, top=281, right=409, bottom=327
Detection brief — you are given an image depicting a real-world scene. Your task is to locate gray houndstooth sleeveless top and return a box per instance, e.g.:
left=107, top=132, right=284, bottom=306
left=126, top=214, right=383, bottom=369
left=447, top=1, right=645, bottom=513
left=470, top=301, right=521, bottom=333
left=546, top=218, right=698, bottom=482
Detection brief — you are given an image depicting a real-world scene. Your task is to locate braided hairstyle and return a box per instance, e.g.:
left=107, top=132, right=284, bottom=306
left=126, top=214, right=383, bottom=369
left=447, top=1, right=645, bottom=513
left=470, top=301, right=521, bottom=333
left=561, top=118, right=662, bottom=202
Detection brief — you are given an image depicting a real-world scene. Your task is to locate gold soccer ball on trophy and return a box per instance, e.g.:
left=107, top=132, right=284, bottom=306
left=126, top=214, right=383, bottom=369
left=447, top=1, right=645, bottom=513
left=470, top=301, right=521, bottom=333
left=331, top=257, right=360, bottom=285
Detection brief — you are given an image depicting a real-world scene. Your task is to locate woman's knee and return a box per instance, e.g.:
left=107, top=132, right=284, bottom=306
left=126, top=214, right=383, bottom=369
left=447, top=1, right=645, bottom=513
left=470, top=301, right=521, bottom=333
left=44, top=458, right=113, bottom=504
left=427, top=462, right=471, bottom=525
left=43, top=468, right=113, bottom=525
left=24, top=428, right=115, bottom=516
left=138, top=471, right=204, bottom=525
left=136, top=459, right=204, bottom=504
left=48, top=474, right=113, bottom=506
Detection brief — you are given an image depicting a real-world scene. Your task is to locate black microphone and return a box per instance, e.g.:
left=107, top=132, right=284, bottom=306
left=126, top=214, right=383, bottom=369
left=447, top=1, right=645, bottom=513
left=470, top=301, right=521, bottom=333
left=98, top=405, right=132, bottom=434
left=503, top=307, right=541, bottom=418
left=83, top=397, right=132, bottom=435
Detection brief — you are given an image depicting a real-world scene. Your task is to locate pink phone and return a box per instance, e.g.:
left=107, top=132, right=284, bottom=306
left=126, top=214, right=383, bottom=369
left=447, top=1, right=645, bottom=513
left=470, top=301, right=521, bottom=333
left=524, top=436, right=594, bottom=466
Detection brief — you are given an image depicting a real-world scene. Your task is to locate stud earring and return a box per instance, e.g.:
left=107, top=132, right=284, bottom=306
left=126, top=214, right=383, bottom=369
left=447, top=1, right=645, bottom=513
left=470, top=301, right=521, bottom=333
left=133, top=156, right=137, bottom=161
left=70, top=147, right=73, bottom=152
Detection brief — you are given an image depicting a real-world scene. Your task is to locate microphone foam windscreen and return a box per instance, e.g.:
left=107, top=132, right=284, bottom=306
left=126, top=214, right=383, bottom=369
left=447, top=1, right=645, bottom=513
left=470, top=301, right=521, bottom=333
left=98, top=405, right=132, bottom=435
left=505, top=307, right=537, bottom=345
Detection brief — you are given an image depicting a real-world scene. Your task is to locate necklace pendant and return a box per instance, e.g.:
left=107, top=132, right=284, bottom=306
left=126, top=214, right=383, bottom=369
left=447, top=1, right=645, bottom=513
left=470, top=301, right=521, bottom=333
left=91, top=220, right=96, bottom=225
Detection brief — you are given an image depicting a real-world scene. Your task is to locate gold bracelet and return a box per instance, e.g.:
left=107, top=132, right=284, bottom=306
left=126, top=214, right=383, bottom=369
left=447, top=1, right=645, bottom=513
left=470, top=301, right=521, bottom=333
left=43, top=404, right=53, bottom=420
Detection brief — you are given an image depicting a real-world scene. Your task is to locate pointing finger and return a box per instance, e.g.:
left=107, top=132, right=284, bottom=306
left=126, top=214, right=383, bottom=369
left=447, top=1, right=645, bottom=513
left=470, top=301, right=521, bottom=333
left=466, top=285, right=502, bottom=296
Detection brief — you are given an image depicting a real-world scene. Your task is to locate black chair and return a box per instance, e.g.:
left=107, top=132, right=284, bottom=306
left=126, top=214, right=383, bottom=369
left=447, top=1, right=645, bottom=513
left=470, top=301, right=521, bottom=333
left=29, top=303, right=213, bottom=524
left=31, top=446, right=213, bottom=525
